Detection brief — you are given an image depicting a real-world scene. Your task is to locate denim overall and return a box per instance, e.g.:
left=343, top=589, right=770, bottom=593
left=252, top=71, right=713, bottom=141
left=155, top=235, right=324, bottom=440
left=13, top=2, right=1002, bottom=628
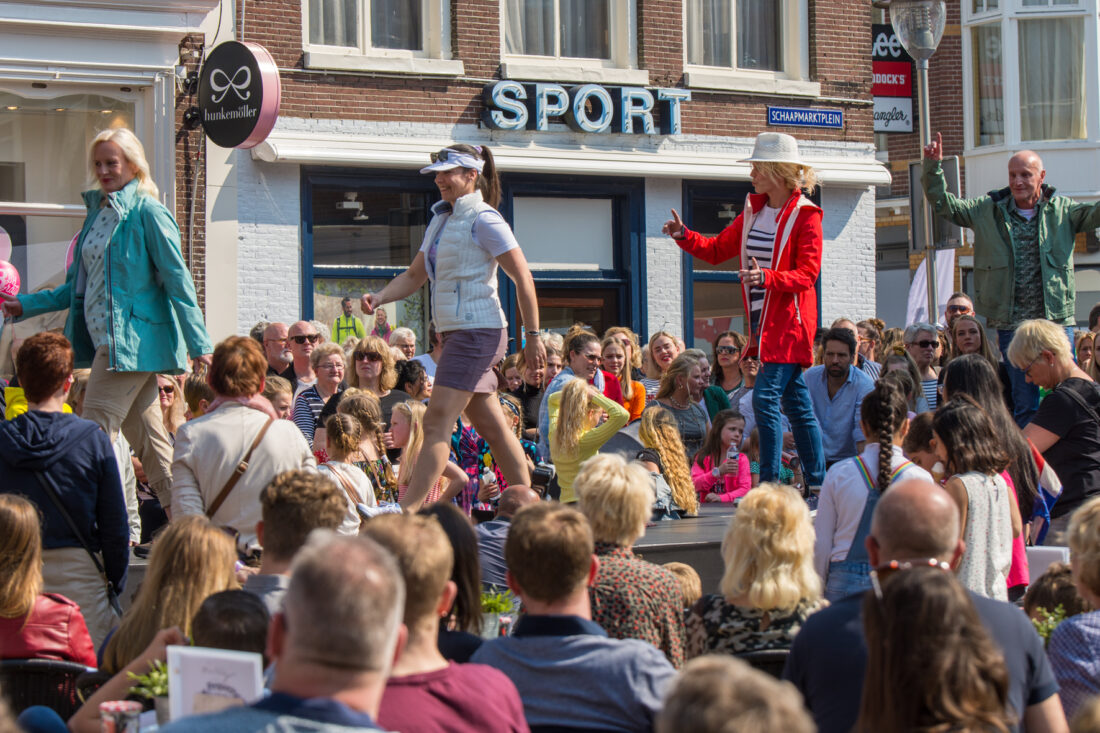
left=824, top=457, right=914, bottom=601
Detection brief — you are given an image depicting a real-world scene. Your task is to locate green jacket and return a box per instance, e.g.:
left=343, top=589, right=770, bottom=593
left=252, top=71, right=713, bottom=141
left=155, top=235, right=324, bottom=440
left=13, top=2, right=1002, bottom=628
left=18, top=180, right=211, bottom=373
left=332, top=313, right=365, bottom=343
left=922, top=158, right=1100, bottom=325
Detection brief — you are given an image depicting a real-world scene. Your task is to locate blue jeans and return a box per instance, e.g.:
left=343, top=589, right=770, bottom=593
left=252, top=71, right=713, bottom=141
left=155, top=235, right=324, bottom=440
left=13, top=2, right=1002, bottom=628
left=998, top=326, right=1074, bottom=428
left=752, top=362, right=825, bottom=488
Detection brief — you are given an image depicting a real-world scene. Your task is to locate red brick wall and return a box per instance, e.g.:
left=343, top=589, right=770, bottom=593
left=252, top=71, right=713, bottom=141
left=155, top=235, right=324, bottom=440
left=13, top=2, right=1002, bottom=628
left=176, top=33, right=206, bottom=309
left=236, top=0, right=874, bottom=144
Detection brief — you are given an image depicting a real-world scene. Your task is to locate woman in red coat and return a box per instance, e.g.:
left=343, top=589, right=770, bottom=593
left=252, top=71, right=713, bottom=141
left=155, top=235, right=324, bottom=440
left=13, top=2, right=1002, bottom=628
left=665, top=132, right=825, bottom=491
left=0, top=495, right=95, bottom=666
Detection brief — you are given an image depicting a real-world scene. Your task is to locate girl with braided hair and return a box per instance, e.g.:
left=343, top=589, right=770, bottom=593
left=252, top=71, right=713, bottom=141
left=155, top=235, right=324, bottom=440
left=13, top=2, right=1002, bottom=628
left=812, top=380, right=934, bottom=601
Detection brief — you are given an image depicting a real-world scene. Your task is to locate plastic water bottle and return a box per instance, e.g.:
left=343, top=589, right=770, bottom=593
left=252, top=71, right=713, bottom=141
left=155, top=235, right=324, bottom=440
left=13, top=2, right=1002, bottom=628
left=726, top=442, right=739, bottom=474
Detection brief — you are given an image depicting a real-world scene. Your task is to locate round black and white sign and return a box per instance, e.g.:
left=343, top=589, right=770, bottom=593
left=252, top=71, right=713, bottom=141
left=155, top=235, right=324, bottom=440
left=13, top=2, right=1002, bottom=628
left=197, top=41, right=281, bottom=149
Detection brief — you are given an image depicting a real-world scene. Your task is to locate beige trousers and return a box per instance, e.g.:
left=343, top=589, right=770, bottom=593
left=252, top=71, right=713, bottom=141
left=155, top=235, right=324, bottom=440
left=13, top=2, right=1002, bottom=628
left=81, top=345, right=175, bottom=506
left=41, top=547, right=121, bottom=650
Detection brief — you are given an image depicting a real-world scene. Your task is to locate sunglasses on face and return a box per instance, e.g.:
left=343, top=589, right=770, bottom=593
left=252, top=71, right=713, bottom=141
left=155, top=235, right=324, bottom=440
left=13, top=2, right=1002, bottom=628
left=909, top=340, right=938, bottom=349
left=264, top=337, right=288, bottom=345
left=741, top=356, right=759, bottom=363
left=946, top=304, right=971, bottom=313
left=355, top=351, right=383, bottom=363
left=715, top=346, right=740, bottom=356
left=291, top=334, right=321, bottom=345
left=158, top=385, right=175, bottom=394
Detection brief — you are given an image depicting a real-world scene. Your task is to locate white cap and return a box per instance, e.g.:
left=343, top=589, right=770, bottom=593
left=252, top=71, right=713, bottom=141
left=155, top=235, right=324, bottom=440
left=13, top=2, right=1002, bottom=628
left=420, top=148, right=485, bottom=174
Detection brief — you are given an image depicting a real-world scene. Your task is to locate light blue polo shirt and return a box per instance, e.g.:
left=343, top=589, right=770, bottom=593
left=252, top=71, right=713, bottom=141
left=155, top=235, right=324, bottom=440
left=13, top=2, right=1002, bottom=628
left=805, top=363, right=876, bottom=463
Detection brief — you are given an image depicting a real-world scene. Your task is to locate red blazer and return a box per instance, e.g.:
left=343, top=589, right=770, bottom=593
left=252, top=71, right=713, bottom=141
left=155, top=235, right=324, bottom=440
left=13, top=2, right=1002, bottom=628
left=677, top=190, right=822, bottom=367
left=0, top=593, right=96, bottom=666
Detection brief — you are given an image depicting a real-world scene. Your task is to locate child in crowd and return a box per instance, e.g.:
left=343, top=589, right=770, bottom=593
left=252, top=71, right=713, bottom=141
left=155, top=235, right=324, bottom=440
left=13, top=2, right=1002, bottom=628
left=932, top=398, right=1021, bottom=601
left=745, top=429, right=801, bottom=488
left=261, top=376, right=294, bottom=421
left=691, top=410, right=751, bottom=504
left=317, top=414, right=376, bottom=533
left=393, top=400, right=465, bottom=508
left=1023, top=562, right=1093, bottom=622
left=182, top=374, right=215, bottom=420
left=336, top=389, right=399, bottom=505
left=814, top=381, right=932, bottom=601
left=663, top=562, right=702, bottom=612
left=901, top=412, right=943, bottom=482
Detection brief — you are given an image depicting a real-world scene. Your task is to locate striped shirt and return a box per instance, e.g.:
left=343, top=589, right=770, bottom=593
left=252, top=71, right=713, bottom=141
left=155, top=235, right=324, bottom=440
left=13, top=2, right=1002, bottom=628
left=745, top=206, right=779, bottom=336
left=921, top=378, right=939, bottom=412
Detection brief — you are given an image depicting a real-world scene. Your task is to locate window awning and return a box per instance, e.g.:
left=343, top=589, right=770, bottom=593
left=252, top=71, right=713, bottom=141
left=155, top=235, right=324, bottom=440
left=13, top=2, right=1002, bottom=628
left=251, top=131, right=891, bottom=187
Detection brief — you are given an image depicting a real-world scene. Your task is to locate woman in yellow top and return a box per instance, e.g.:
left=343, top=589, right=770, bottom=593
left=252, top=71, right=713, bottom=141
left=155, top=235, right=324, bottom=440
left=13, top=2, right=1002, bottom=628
left=549, top=378, right=630, bottom=503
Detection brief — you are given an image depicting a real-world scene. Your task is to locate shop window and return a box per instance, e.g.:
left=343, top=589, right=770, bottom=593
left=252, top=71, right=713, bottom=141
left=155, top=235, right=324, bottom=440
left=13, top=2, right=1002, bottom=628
left=683, top=0, right=817, bottom=96
left=303, top=0, right=462, bottom=75
left=972, top=0, right=999, bottom=11
left=302, top=171, right=437, bottom=346
left=970, top=23, right=1004, bottom=147
left=500, top=0, right=646, bottom=85
left=0, top=90, right=137, bottom=293
left=1018, top=17, right=1085, bottom=140
left=511, top=196, right=614, bottom=271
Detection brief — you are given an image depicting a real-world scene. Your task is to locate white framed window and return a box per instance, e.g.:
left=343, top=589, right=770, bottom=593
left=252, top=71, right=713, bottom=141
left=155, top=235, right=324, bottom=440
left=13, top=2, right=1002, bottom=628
left=963, top=0, right=1089, bottom=148
left=500, top=0, right=648, bottom=85
left=303, top=0, right=464, bottom=75
left=683, top=0, right=818, bottom=97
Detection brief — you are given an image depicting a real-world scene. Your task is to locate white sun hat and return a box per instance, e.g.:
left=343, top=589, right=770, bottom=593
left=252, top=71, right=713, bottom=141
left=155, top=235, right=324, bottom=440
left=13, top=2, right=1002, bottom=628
left=739, top=132, right=806, bottom=166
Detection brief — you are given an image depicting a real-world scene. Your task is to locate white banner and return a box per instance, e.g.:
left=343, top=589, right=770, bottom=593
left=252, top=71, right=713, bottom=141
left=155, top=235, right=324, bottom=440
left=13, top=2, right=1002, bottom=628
left=906, top=249, right=955, bottom=326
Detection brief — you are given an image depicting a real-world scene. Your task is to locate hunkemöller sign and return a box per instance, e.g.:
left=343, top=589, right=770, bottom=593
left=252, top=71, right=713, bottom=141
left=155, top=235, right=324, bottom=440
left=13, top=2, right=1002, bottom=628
left=482, top=80, right=691, bottom=135
left=197, top=41, right=281, bottom=149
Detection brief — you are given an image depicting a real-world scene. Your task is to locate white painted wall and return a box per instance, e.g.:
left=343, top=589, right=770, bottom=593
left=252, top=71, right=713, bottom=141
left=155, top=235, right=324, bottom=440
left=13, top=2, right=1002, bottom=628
left=820, top=185, right=877, bottom=324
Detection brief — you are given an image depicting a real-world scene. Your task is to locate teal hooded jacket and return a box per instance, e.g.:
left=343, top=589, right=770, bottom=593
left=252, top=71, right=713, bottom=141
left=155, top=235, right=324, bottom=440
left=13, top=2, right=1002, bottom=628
left=18, top=180, right=211, bottom=373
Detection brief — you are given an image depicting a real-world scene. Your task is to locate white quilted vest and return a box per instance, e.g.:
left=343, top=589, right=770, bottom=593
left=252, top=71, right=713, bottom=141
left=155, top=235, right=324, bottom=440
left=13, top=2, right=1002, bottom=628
left=425, top=191, right=507, bottom=332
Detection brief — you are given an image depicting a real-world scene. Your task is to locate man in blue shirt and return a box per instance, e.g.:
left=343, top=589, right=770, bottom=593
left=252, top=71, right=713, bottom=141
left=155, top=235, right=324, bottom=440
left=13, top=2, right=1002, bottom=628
left=474, top=486, right=540, bottom=588
left=161, top=533, right=405, bottom=733
left=471, top=503, right=677, bottom=731
left=804, top=327, right=875, bottom=467
left=784, top=478, right=1066, bottom=733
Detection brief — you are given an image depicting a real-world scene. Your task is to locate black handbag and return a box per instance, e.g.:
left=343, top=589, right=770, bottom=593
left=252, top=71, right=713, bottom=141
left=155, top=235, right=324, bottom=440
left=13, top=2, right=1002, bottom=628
left=33, top=470, right=124, bottom=617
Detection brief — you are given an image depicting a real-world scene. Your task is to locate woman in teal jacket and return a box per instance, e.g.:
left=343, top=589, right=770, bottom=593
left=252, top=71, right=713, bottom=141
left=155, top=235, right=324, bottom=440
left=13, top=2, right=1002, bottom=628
left=1, top=128, right=211, bottom=507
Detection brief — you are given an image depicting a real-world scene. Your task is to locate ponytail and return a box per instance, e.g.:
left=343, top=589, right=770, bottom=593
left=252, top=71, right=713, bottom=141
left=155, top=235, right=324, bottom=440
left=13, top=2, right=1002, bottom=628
left=860, top=381, right=909, bottom=491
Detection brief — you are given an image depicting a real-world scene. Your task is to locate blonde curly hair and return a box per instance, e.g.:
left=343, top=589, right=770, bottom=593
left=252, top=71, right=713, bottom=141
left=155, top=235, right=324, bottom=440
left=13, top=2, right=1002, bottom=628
left=639, top=408, right=699, bottom=516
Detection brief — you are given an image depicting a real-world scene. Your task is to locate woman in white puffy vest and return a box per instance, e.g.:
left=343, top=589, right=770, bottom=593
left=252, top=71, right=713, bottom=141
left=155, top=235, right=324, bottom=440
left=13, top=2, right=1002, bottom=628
left=360, top=144, right=545, bottom=511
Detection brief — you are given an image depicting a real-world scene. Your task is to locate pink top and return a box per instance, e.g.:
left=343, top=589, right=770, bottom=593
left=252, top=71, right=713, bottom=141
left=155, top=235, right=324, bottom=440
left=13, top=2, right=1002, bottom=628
left=691, top=453, right=752, bottom=503
left=1002, top=471, right=1029, bottom=589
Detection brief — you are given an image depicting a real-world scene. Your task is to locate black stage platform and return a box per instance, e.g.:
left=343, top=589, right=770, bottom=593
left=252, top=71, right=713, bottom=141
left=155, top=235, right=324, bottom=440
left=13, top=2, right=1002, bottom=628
left=634, top=504, right=734, bottom=595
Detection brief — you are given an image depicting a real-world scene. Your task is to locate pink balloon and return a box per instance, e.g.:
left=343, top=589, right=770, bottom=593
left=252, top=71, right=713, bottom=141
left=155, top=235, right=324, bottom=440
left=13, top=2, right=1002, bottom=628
left=65, top=232, right=79, bottom=272
left=0, top=227, right=10, bottom=261
left=0, top=260, right=20, bottom=297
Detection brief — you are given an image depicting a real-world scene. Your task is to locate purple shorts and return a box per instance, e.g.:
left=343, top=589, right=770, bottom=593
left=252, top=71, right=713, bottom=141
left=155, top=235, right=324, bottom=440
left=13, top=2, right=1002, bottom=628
left=435, top=328, right=507, bottom=393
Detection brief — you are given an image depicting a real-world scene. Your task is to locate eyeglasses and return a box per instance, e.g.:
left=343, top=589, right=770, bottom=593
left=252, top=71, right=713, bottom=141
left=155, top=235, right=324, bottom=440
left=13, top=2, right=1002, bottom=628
left=908, top=340, right=938, bottom=349
left=741, top=355, right=759, bottom=363
left=869, top=558, right=951, bottom=600
left=290, top=334, right=321, bottom=345
left=264, top=337, right=288, bottom=345
left=715, top=345, right=740, bottom=356
left=945, top=304, right=971, bottom=314
left=318, top=363, right=344, bottom=372
left=158, top=385, right=175, bottom=394
left=355, top=351, right=383, bottom=363
left=1022, top=353, right=1045, bottom=376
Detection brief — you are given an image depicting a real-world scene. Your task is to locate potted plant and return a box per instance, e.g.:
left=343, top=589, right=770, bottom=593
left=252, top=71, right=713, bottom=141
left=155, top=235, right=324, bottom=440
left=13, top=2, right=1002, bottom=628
left=480, top=589, right=516, bottom=640
left=127, top=659, right=169, bottom=724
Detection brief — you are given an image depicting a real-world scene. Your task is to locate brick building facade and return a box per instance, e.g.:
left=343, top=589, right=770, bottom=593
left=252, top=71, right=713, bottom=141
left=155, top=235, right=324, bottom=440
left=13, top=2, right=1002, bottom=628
left=208, top=0, right=889, bottom=349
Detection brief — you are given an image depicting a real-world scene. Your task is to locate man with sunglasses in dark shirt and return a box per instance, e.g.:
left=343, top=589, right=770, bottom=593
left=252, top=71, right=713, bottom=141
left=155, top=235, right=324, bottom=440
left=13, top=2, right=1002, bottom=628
left=784, top=478, right=1065, bottom=733
left=280, top=321, right=320, bottom=393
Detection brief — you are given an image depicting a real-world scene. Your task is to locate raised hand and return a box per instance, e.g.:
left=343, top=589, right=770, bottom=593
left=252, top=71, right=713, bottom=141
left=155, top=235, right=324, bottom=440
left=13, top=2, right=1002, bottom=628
left=662, top=209, right=685, bottom=238
left=360, top=292, right=377, bottom=315
left=923, top=131, right=943, bottom=161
